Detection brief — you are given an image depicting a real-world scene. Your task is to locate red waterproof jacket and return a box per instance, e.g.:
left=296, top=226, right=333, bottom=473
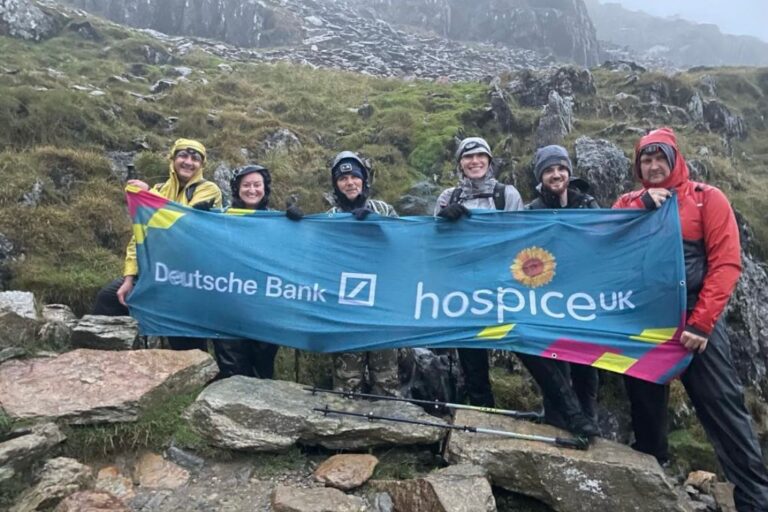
left=612, top=127, right=741, bottom=336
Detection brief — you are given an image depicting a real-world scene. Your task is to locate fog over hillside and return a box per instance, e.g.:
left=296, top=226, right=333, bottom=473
left=598, top=0, right=767, bottom=42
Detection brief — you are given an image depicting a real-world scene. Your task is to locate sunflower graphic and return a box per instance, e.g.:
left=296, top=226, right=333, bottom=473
left=510, top=247, right=556, bottom=288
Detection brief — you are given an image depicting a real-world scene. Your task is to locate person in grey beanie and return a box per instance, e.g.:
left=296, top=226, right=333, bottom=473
left=528, top=145, right=599, bottom=209
left=521, top=144, right=601, bottom=436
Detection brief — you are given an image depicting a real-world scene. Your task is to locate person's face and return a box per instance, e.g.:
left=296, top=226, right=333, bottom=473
left=541, top=164, right=570, bottom=195
left=238, top=172, right=265, bottom=209
left=336, top=174, right=364, bottom=201
left=173, top=149, right=203, bottom=184
left=639, top=151, right=671, bottom=185
left=460, top=153, right=490, bottom=179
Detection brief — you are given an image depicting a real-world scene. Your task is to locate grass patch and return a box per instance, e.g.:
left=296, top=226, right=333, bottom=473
left=61, top=385, right=204, bottom=460
left=248, top=445, right=309, bottom=478
left=372, top=446, right=443, bottom=480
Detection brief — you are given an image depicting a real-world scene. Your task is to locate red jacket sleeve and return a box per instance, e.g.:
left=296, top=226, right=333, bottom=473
left=687, top=187, right=742, bottom=335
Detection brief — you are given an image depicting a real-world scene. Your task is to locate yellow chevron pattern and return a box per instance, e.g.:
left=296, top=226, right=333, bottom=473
left=147, top=208, right=186, bottom=229
left=592, top=352, right=637, bottom=373
left=630, top=328, right=677, bottom=345
left=476, top=323, right=515, bottom=340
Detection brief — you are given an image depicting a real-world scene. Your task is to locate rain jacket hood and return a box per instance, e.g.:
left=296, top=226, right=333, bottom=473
left=634, top=127, right=688, bottom=190
left=156, top=138, right=208, bottom=201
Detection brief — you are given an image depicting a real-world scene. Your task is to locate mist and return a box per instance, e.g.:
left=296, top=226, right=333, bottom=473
left=598, top=0, right=767, bottom=42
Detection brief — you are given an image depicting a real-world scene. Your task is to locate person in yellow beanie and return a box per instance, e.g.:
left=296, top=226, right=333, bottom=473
left=92, top=138, right=222, bottom=350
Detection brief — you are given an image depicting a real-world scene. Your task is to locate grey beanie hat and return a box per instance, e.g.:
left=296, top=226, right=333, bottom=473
left=639, top=142, right=676, bottom=171
left=533, top=145, right=572, bottom=183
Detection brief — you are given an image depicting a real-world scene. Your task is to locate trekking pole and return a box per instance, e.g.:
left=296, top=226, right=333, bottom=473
left=304, top=386, right=542, bottom=421
left=313, top=405, right=587, bottom=450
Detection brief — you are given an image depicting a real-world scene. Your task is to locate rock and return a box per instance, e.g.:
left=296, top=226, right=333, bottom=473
left=446, top=410, right=689, bottom=512
left=371, top=492, right=394, bottom=512
left=271, top=484, right=366, bottom=512
left=10, top=457, right=93, bottom=512
left=171, top=66, right=192, bottom=77
left=20, top=179, right=44, bottom=207
left=371, top=464, right=496, bottom=512
left=395, top=181, right=441, bottom=216
left=0, top=423, right=65, bottom=485
left=684, top=470, right=717, bottom=494
left=489, top=83, right=521, bottom=134
left=0, top=347, right=26, bottom=363
left=534, top=90, right=573, bottom=148
left=217, top=63, right=233, bottom=72
left=212, top=164, right=234, bottom=207
left=149, top=79, right=176, bottom=94
left=573, top=136, right=634, bottom=207
left=0, top=348, right=217, bottom=424
left=66, top=20, right=101, bottom=41
left=94, top=466, right=134, bottom=501
left=357, top=102, right=374, bottom=119
left=703, top=100, right=747, bottom=139
left=0, top=0, right=59, bottom=41
left=725, top=251, right=768, bottom=394
left=133, top=452, right=189, bottom=489
left=711, top=482, right=736, bottom=512
left=184, top=377, right=447, bottom=451
left=507, top=66, right=596, bottom=108
left=0, top=291, right=40, bottom=349
left=314, top=454, right=378, bottom=490
left=71, top=315, right=139, bottom=350
left=164, top=445, right=205, bottom=470
left=54, top=491, right=129, bottom=511
left=260, top=128, right=302, bottom=153
left=41, top=305, right=77, bottom=327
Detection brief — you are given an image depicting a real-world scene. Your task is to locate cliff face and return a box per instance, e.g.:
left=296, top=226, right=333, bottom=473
left=61, top=0, right=600, bottom=67
left=366, top=0, right=600, bottom=67
left=63, top=0, right=303, bottom=47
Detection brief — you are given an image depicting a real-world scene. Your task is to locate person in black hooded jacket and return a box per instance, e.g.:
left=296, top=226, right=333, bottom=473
left=211, top=165, right=280, bottom=379
left=521, top=144, right=601, bottom=434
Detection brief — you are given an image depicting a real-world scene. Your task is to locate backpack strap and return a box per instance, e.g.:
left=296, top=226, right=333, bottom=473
left=448, top=187, right=463, bottom=205
left=493, top=182, right=506, bottom=211
left=185, top=180, right=204, bottom=203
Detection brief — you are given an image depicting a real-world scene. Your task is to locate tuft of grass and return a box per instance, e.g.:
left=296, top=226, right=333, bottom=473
left=248, top=445, right=309, bottom=478
left=372, top=446, right=443, bottom=481
left=61, top=385, right=204, bottom=460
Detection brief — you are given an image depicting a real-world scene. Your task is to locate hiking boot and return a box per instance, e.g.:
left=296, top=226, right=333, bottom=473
left=566, top=412, right=600, bottom=439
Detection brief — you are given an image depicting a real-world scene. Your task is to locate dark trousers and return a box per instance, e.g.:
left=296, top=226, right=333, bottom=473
left=517, top=353, right=598, bottom=428
left=457, top=348, right=495, bottom=407
left=92, top=277, right=207, bottom=352
left=625, top=319, right=768, bottom=512
left=212, top=339, right=278, bottom=379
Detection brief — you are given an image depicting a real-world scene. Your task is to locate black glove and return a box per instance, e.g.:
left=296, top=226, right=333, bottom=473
left=351, top=207, right=371, bottom=220
left=286, top=205, right=304, bottom=221
left=192, top=199, right=215, bottom=211
left=437, top=204, right=470, bottom=221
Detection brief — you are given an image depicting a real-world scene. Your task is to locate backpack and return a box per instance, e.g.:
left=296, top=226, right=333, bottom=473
left=448, top=182, right=506, bottom=210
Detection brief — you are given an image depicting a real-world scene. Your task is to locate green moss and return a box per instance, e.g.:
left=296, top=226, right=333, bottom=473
left=668, top=426, right=718, bottom=474
left=490, top=367, right=543, bottom=413
left=372, top=447, right=443, bottom=480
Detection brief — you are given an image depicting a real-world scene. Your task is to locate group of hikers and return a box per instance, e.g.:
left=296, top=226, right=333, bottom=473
left=91, top=128, right=768, bottom=511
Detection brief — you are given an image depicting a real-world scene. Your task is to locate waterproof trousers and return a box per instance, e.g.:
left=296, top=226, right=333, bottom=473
left=212, top=339, right=278, bottom=379
left=333, top=349, right=400, bottom=396
left=517, top=353, right=599, bottom=433
left=625, top=318, right=768, bottom=512
left=457, top=348, right=495, bottom=407
left=92, top=277, right=208, bottom=352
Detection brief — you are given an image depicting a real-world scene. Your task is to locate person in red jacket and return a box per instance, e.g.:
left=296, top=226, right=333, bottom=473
left=614, top=127, right=768, bottom=511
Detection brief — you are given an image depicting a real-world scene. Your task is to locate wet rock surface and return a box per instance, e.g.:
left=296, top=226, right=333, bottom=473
left=185, top=377, right=447, bottom=451
left=71, top=315, right=139, bottom=351
left=0, top=348, right=217, bottom=424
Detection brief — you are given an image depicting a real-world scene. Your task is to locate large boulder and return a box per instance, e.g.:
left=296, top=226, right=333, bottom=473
left=445, top=410, right=691, bottom=512
left=0, top=0, right=59, bottom=41
left=371, top=463, right=496, bottom=512
left=0, top=349, right=217, bottom=424
left=507, top=66, right=596, bottom=108
left=184, top=377, right=447, bottom=451
left=271, top=485, right=366, bottom=512
left=573, top=136, right=634, bottom=206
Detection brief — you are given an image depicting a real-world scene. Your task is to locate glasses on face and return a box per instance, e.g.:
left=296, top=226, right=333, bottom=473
left=175, top=149, right=203, bottom=163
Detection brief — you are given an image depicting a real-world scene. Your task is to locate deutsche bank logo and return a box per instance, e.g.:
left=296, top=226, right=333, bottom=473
left=338, top=272, right=377, bottom=306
